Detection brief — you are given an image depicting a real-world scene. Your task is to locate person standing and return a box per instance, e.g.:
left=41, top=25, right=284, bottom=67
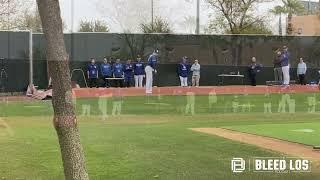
left=145, top=50, right=158, bottom=94
left=134, top=55, right=145, bottom=88
left=273, top=50, right=283, bottom=85
left=281, top=46, right=290, bottom=85
left=100, top=57, right=113, bottom=88
left=87, top=58, right=98, bottom=88
left=178, top=57, right=189, bottom=87
left=113, top=59, right=124, bottom=88
left=297, top=57, right=307, bottom=85
left=124, top=59, right=134, bottom=88
left=190, top=59, right=200, bottom=87
left=248, top=57, right=261, bottom=86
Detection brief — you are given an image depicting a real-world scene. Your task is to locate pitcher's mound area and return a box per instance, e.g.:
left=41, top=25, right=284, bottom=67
left=191, top=128, right=320, bottom=164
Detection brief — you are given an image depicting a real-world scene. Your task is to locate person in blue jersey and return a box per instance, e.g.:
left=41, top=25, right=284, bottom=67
left=100, top=57, right=113, bottom=88
left=145, top=50, right=159, bottom=94
left=281, top=46, right=290, bottom=85
left=87, top=58, right=98, bottom=88
left=124, top=59, right=134, bottom=88
left=113, top=58, right=124, bottom=88
left=248, top=57, right=262, bottom=86
left=177, top=56, right=190, bottom=87
left=134, top=55, right=145, bottom=88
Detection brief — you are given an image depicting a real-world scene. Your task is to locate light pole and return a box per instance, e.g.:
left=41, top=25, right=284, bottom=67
left=185, top=0, right=200, bottom=34
left=71, top=0, right=74, bottom=62
left=29, top=30, right=33, bottom=85
left=195, top=0, right=200, bottom=34
left=71, top=0, right=74, bottom=33
left=151, top=0, right=154, bottom=31
left=7, top=0, right=10, bottom=30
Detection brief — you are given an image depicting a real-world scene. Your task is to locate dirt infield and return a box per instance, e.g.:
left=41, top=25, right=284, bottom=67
left=191, top=128, right=320, bottom=170
left=1, top=85, right=319, bottom=101
left=72, top=85, right=319, bottom=98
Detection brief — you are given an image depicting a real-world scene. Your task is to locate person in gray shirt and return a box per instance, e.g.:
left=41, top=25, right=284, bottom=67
left=190, top=59, right=201, bottom=87
left=273, top=50, right=282, bottom=85
left=297, top=57, right=307, bottom=85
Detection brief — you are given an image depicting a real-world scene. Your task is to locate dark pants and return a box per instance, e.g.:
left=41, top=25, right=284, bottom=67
left=124, top=76, right=133, bottom=88
left=102, top=75, right=112, bottom=87
left=249, top=73, right=257, bottom=86
left=298, top=74, right=306, bottom=85
left=114, top=79, right=123, bottom=88
left=88, top=78, right=98, bottom=88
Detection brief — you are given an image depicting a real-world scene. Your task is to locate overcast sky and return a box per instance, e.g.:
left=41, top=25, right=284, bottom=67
left=57, top=0, right=318, bottom=34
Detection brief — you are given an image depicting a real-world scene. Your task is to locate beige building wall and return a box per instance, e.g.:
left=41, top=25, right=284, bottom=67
left=291, top=15, right=320, bottom=35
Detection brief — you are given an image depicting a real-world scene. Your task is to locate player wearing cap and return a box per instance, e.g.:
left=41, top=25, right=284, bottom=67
left=124, top=59, right=134, bottom=88
left=134, top=56, right=145, bottom=88
left=178, top=57, right=190, bottom=87
left=281, top=46, right=290, bottom=85
left=87, top=58, right=98, bottom=88
left=113, top=59, right=124, bottom=88
left=145, top=50, right=158, bottom=94
left=100, top=57, right=113, bottom=88
left=190, top=59, right=201, bottom=87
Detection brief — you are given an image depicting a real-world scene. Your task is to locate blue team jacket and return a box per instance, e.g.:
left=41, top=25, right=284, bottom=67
left=113, top=63, right=124, bottom=78
left=134, top=62, right=145, bottom=75
left=147, top=54, right=157, bottom=68
left=100, top=63, right=112, bottom=77
left=248, top=63, right=262, bottom=75
left=178, top=63, right=189, bottom=77
left=87, top=64, right=98, bottom=79
left=281, top=52, right=289, bottom=67
left=124, top=63, right=134, bottom=78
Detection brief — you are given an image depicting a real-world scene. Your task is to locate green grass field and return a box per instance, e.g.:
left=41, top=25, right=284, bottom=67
left=0, top=93, right=320, bottom=179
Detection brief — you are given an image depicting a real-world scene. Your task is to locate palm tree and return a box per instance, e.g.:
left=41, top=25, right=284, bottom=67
left=270, top=5, right=286, bottom=35
left=271, top=0, right=305, bottom=35
left=282, top=0, right=305, bottom=35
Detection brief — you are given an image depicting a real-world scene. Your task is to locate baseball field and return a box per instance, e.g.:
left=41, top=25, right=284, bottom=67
left=0, top=86, right=320, bottom=179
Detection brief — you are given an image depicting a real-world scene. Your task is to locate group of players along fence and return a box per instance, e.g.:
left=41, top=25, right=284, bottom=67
left=1, top=31, right=320, bottom=93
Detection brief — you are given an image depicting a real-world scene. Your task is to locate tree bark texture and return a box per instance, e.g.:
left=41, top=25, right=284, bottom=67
left=36, top=0, right=89, bottom=179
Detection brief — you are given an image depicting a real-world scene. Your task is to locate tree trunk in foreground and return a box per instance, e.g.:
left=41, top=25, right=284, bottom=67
left=36, top=0, right=89, bottom=179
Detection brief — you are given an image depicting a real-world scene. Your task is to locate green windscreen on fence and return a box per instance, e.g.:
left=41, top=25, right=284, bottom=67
left=1, top=32, right=320, bottom=91
left=0, top=31, right=30, bottom=92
